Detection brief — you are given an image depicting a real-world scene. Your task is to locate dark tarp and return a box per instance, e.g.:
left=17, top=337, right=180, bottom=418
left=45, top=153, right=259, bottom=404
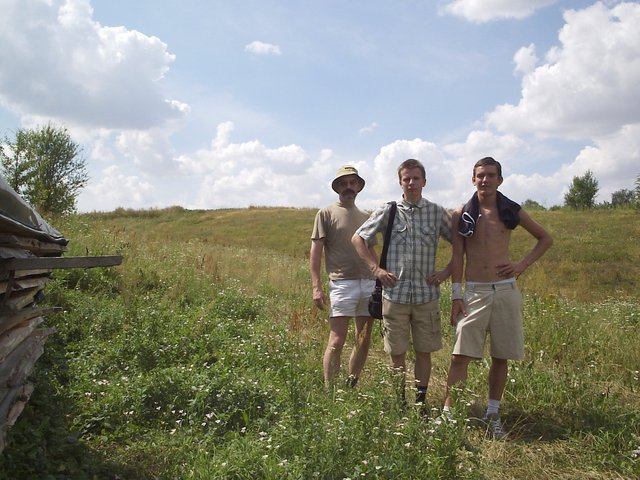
left=0, top=175, right=68, bottom=246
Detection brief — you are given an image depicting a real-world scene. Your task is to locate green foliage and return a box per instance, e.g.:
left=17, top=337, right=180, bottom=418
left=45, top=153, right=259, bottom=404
left=610, top=188, right=635, bottom=207
left=564, top=170, right=599, bottom=209
left=0, top=123, right=88, bottom=215
left=521, top=199, right=546, bottom=211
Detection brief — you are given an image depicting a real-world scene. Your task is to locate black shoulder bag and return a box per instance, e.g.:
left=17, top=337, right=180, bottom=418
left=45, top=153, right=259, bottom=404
left=367, top=201, right=397, bottom=319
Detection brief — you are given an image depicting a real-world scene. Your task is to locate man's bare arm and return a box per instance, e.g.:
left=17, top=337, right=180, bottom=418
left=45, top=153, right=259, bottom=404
left=450, top=209, right=467, bottom=325
left=351, top=233, right=398, bottom=288
left=310, top=239, right=327, bottom=310
left=495, top=209, right=553, bottom=278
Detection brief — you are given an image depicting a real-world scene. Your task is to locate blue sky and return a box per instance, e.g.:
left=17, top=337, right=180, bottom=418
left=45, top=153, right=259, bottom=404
left=1, top=0, right=638, bottom=212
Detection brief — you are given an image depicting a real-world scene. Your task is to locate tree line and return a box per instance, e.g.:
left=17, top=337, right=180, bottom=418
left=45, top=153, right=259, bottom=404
left=1, top=124, right=639, bottom=215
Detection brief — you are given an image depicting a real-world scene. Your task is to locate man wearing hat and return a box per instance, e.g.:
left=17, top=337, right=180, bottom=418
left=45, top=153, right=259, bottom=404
left=310, top=165, right=378, bottom=388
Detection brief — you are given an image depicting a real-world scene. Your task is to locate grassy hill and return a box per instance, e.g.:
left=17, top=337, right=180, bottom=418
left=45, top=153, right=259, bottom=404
left=1, top=207, right=638, bottom=479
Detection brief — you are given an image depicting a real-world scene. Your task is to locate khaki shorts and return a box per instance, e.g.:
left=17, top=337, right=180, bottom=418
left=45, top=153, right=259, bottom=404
left=452, top=280, right=524, bottom=360
left=382, top=298, right=442, bottom=356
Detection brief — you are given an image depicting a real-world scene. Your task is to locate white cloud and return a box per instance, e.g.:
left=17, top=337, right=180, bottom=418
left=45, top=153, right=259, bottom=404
left=174, top=121, right=323, bottom=208
left=440, top=0, right=557, bottom=23
left=513, top=44, right=538, bottom=75
left=358, top=122, right=379, bottom=134
left=81, top=165, right=154, bottom=210
left=116, top=129, right=177, bottom=173
left=244, top=41, right=282, bottom=56
left=487, top=2, right=640, bottom=139
left=0, top=0, right=186, bottom=130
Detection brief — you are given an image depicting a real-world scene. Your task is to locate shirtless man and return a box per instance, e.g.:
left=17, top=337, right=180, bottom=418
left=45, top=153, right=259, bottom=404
left=443, top=157, right=553, bottom=438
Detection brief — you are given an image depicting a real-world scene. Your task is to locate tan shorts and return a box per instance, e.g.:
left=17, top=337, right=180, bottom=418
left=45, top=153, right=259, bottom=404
left=452, top=280, right=524, bottom=360
left=382, top=298, right=442, bottom=356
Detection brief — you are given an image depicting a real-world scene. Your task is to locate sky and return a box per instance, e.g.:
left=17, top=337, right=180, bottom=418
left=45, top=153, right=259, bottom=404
left=0, top=0, right=639, bottom=212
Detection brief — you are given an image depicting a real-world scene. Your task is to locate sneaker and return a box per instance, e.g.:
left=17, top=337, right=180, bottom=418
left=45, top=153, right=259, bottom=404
left=483, top=413, right=507, bottom=440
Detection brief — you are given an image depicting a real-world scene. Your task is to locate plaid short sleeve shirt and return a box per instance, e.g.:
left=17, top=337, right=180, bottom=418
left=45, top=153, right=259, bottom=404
left=356, top=197, right=452, bottom=305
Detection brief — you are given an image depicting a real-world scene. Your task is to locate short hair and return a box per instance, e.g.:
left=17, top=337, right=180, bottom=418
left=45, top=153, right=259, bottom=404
left=473, top=157, right=502, bottom=179
left=397, top=158, right=426, bottom=180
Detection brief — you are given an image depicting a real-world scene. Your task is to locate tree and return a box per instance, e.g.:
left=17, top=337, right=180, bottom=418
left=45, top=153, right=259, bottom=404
left=610, top=188, right=634, bottom=207
left=564, top=170, right=599, bottom=210
left=1, top=124, right=88, bottom=215
left=521, top=199, right=546, bottom=211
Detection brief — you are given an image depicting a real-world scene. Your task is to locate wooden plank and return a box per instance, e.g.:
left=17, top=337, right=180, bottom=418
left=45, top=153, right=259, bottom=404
left=0, top=308, right=54, bottom=336
left=0, top=328, right=55, bottom=388
left=0, top=276, right=50, bottom=292
left=0, top=383, right=34, bottom=454
left=12, top=276, right=51, bottom=290
left=0, top=255, right=123, bottom=272
left=6, top=383, right=34, bottom=427
left=0, top=317, right=44, bottom=362
left=0, top=234, right=68, bottom=255
left=1, top=269, right=52, bottom=283
left=0, top=247, right=32, bottom=260
left=0, top=288, right=42, bottom=310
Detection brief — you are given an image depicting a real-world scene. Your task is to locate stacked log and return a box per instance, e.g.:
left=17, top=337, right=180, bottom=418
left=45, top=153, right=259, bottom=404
left=0, top=176, right=121, bottom=453
left=0, top=230, right=67, bottom=453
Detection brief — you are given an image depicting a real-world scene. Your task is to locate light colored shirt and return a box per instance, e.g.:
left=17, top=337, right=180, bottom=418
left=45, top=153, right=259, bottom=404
left=311, top=202, right=375, bottom=280
left=356, top=197, right=452, bottom=304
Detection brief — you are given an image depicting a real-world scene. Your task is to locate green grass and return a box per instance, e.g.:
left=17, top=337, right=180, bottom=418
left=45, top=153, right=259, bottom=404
left=0, top=207, right=638, bottom=479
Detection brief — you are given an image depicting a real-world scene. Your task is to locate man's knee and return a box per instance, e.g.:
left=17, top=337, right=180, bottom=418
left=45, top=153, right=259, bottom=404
left=450, top=354, right=473, bottom=369
left=390, top=353, right=406, bottom=370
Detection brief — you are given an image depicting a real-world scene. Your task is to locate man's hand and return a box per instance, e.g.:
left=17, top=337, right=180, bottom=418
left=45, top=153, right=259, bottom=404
left=450, top=299, right=466, bottom=326
left=495, top=261, right=526, bottom=278
left=374, top=267, right=398, bottom=289
left=426, top=269, right=449, bottom=286
left=313, top=288, right=327, bottom=310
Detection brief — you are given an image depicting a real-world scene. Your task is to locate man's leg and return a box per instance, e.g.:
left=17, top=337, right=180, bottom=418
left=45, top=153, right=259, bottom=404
left=488, top=357, right=508, bottom=404
left=347, top=316, right=374, bottom=382
left=390, top=352, right=407, bottom=405
left=414, top=351, right=431, bottom=404
left=444, top=354, right=473, bottom=408
left=323, top=316, right=349, bottom=386
left=484, top=357, right=509, bottom=439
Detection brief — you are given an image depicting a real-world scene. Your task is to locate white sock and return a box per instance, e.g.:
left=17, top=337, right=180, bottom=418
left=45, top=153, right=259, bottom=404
left=486, top=399, right=501, bottom=416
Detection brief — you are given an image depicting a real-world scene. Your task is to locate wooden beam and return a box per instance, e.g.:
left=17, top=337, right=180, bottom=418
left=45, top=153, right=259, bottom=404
left=0, top=235, right=68, bottom=255
left=0, top=255, right=123, bottom=272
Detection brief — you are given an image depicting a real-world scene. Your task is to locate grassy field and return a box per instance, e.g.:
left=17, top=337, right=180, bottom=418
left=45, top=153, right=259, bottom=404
left=0, top=206, right=638, bottom=479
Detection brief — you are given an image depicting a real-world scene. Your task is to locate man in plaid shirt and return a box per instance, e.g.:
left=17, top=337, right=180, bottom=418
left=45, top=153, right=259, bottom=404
left=352, top=159, right=452, bottom=409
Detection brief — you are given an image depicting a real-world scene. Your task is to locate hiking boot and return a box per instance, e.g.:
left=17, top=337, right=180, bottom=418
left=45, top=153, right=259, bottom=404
left=483, top=413, right=507, bottom=440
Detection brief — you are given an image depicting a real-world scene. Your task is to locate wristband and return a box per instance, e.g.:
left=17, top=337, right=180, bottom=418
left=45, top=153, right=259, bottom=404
left=452, top=283, right=463, bottom=300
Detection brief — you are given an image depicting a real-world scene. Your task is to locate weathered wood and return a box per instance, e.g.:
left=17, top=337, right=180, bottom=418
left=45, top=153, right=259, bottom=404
left=0, top=383, right=34, bottom=427
left=0, top=268, right=51, bottom=284
left=0, top=246, right=33, bottom=260
left=0, top=308, right=55, bottom=336
left=0, top=328, right=55, bottom=388
left=1, top=275, right=51, bottom=292
left=0, top=317, right=44, bottom=362
left=1, top=287, right=43, bottom=310
left=0, top=255, right=123, bottom=272
left=0, top=234, right=68, bottom=256
left=0, top=383, right=34, bottom=453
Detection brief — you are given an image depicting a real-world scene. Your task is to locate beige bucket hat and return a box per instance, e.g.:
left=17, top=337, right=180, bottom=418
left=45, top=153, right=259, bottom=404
left=331, top=165, right=365, bottom=193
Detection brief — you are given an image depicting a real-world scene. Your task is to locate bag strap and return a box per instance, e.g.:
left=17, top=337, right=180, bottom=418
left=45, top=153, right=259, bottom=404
left=378, top=201, right=397, bottom=270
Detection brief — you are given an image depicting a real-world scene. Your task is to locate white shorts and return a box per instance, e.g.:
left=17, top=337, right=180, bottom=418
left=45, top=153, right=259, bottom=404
left=329, top=279, right=376, bottom=318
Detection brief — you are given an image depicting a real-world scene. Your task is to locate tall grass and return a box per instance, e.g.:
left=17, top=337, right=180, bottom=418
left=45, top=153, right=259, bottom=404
left=0, top=207, right=638, bottom=479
